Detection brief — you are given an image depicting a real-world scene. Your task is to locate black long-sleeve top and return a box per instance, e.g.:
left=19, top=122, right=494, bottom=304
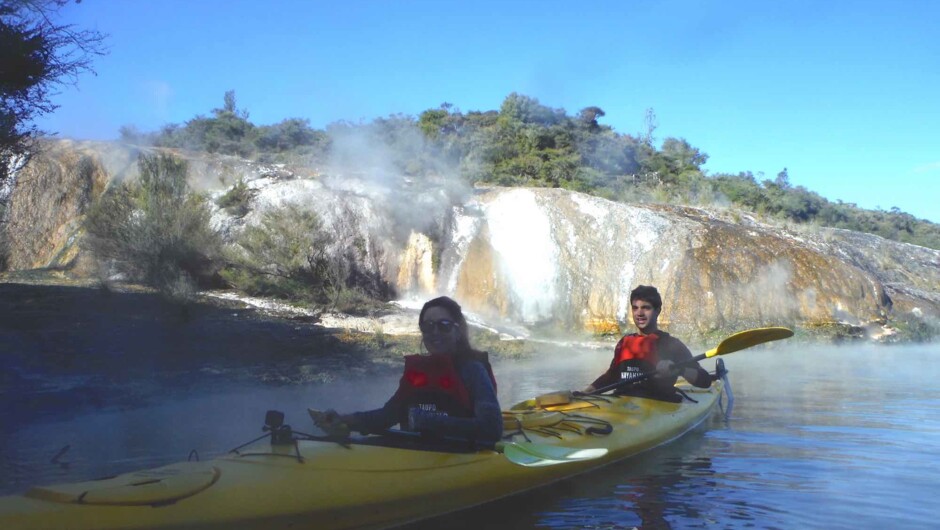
left=348, top=358, right=503, bottom=443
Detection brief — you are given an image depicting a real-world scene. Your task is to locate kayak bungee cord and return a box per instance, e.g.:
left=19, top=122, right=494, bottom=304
left=225, top=409, right=608, bottom=468
left=502, top=407, right=615, bottom=440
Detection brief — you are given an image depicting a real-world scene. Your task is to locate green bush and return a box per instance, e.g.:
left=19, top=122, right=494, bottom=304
left=221, top=204, right=328, bottom=300
left=217, top=178, right=252, bottom=217
left=84, top=153, right=222, bottom=299
left=221, top=203, right=391, bottom=312
left=892, top=311, right=940, bottom=342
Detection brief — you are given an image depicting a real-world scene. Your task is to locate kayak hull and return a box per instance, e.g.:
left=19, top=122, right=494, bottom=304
left=0, top=382, right=722, bottom=530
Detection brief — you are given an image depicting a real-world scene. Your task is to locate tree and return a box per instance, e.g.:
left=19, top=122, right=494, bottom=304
left=774, top=167, right=790, bottom=188
left=151, top=90, right=257, bottom=156
left=641, top=107, right=658, bottom=147
left=0, top=0, right=106, bottom=183
left=255, top=117, right=323, bottom=152
left=418, top=106, right=449, bottom=140
left=222, top=89, right=237, bottom=114
left=498, top=93, right=563, bottom=126
left=577, top=106, right=605, bottom=128
left=84, top=153, right=222, bottom=300
left=660, top=137, right=708, bottom=173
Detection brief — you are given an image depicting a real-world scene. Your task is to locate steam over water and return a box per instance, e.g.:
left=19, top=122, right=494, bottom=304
left=1, top=284, right=938, bottom=529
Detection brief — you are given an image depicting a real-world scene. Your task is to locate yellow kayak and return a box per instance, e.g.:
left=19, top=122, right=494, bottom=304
left=0, top=382, right=723, bottom=530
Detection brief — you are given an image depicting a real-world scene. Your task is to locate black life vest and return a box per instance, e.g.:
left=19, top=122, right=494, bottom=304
left=390, top=352, right=496, bottom=430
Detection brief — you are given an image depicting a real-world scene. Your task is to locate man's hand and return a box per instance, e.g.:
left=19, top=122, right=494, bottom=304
left=711, top=362, right=729, bottom=381
left=655, top=360, right=677, bottom=377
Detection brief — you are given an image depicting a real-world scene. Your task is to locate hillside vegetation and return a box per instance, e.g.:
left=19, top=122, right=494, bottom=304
left=120, top=91, right=940, bottom=251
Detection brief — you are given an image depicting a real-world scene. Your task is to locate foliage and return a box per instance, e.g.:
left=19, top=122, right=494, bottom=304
left=216, top=177, right=252, bottom=217
left=132, top=90, right=940, bottom=251
left=712, top=171, right=940, bottom=249
left=139, top=91, right=329, bottom=163
left=83, top=153, right=222, bottom=299
left=891, top=311, right=940, bottom=342
left=151, top=90, right=257, bottom=157
left=255, top=117, right=328, bottom=154
left=221, top=203, right=391, bottom=312
left=0, top=0, right=106, bottom=184
left=221, top=204, right=330, bottom=300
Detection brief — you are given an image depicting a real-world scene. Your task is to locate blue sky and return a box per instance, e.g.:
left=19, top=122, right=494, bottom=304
left=39, top=0, right=939, bottom=222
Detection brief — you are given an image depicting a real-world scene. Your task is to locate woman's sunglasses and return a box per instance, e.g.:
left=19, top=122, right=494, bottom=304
left=420, top=319, right=459, bottom=334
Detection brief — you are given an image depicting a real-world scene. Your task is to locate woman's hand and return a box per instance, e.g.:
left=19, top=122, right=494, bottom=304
left=308, top=408, right=351, bottom=439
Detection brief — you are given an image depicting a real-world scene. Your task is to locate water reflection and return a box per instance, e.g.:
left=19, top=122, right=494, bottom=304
left=405, top=427, right=742, bottom=530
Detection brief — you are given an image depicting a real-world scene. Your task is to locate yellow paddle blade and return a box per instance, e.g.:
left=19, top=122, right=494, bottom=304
left=704, top=327, right=794, bottom=358
left=498, top=442, right=608, bottom=467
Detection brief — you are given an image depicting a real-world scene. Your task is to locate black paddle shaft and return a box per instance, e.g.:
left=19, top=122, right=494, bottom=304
left=590, top=354, right=706, bottom=395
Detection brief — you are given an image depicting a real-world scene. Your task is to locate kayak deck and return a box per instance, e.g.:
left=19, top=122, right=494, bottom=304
left=0, top=381, right=723, bottom=530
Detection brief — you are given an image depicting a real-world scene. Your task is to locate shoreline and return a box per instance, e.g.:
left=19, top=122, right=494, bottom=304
left=0, top=271, right=918, bottom=347
left=0, top=273, right=538, bottom=360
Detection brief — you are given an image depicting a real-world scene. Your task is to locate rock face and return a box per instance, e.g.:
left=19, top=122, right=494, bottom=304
left=433, top=190, right=911, bottom=337
left=3, top=141, right=938, bottom=339
left=0, top=140, right=294, bottom=273
left=0, top=141, right=129, bottom=273
left=818, top=228, right=940, bottom=314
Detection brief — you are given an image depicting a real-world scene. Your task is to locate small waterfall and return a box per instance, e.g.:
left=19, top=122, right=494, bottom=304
left=482, top=189, right=560, bottom=323
left=440, top=204, right=483, bottom=295
left=437, top=190, right=560, bottom=324
left=396, top=231, right=436, bottom=297
left=437, top=188, right=685, bottom=331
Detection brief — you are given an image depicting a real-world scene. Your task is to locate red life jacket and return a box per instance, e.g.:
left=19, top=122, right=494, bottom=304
left=613, top=333, right=660, bottom=382
left=390, top=352, right=496, bottom=429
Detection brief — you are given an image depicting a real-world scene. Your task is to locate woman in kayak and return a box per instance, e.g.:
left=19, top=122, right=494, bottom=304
left=583, top=285, right=712, bottom=401
left=311, top=296, right=503, bottom=442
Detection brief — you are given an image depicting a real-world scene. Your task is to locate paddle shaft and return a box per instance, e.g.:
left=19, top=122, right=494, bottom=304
left=591, top=354, right=704, bottom=395
left=380, top=428, right=498, bottom=451
left=306, top=413, right=604, bottom=466
left=378, top=429, right=603, bottom=466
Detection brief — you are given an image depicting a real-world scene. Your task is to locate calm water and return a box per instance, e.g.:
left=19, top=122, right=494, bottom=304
left=423, top=347, right=940, bottom=530
left=2, top=284, right=939, bottom=529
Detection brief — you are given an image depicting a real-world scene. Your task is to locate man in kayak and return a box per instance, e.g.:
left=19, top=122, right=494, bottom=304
left=311, top=296, right=503, bottom=442
left=582, top=285, right=712, bottom=401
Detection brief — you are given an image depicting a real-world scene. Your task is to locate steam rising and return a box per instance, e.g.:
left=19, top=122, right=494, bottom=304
left=322, top=121, right=470, bottom=240
left=484, top=190, right=559, bottom=323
